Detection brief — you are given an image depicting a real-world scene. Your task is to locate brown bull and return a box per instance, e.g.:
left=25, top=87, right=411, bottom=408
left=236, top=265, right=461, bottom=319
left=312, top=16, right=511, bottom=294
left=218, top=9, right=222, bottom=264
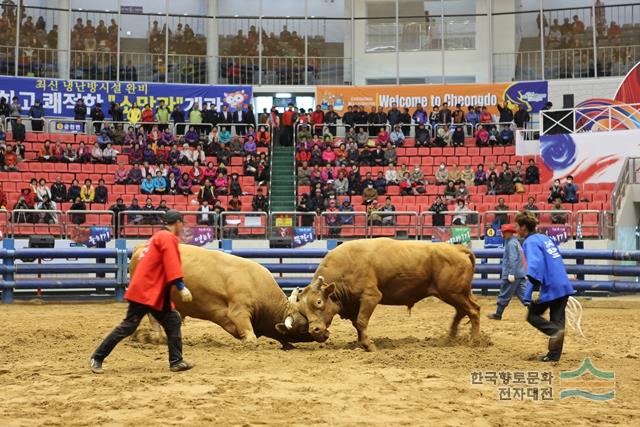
left=293, top=238, right=480, bottom=351
left=130, top=244, right=314, bottom=348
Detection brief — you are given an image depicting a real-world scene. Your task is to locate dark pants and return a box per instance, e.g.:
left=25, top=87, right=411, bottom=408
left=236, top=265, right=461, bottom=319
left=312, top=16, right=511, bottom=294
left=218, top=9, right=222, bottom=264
left=92, top=301, right=183, bottom=366
left=527, top=295, right=568, bottom=360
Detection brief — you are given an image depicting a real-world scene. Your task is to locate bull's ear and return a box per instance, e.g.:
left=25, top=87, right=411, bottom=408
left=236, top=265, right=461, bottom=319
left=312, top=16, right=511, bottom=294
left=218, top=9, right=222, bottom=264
left=320, top=282, right=336, bottom=297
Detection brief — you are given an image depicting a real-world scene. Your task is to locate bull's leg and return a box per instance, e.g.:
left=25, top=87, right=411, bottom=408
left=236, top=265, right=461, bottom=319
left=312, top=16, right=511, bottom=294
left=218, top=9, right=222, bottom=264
left=441, top=292, right=481, bottom=340
left=353, top=290, right=382, bottom=352
left=227, top=307, right=258, bottom=345
left=449, top=308, right=466, bottom=339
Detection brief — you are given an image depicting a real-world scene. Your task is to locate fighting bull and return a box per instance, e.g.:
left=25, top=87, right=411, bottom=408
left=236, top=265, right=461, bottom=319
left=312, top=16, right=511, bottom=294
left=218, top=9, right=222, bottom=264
left=130, top=244, right=315, bottom=348
left=292, top=238, right=481, bottom=351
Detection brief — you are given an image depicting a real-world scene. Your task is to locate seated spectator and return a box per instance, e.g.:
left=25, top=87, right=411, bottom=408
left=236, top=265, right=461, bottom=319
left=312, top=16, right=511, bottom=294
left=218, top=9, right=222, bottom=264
left=79, top=179, right=95, bottom=203
left=384, top=143, right=396, bottom=166
left=229, top=173, right=242, bottom=196
left=479, top=106, right=492, bottom=126
left=459, top=165, right=474, bottom=187
left=475, top=126, right=489, bottom=147
left=114, top=162, right=129, bottom=184
left=367, top=199, right=382, bottom=226
left=198, top=179, right=216, bottom=204
left=371, top=146, right=385, bottom=167
left=244, top=135, right=257, bottom=154
left=373, top=171, right=387, bottom=195
left=141, top=198, right=158, bottom=225
left=112, top=124, right=125, bottom=145
left=334, top=170, right=349, bottom=195
left=339, top=198, right=355, bottom=224
left=147, top=125, right=162, bottom=147
left=525, top=159, right=540, bottom=184
left=228, top=194, right=242, bottom=212
left=456, top=181, right=470, bottom=202
left=179, top=143, right=195, bottom=165
left=435, top=163, right=448, bottom=185
left=97, top=128, right=111, bottom=147
left=193, top=144, right=206, bottom=165
left=214, top=172, right=228, bottom=196
left=487, top=175, right=499, bottom=195
left=197, top=200, right=215, bottom=225
left=184, top=126, right=200, bottom=145
left=494, top=197, right=510, bottom=225
left=37, top=195, right=58, bottom=224
left=451, top=126, right=465, bottom=147
left=153, top=171, right=167, bottom=194
left=141, top=174, right=155, bottom=195
left=385, top=163, right=398, bottom=185
left=70, top=197, right=87, bottom=225
left=219, top=126, right=232, bottom=146
left=500, top=125, right=514, bottom=145
left=298, top=161, right=311, bottom=185
left=500, top=163, right=515, bottom=195
left=309, top=146, right=323, bottom=166
left=411, top=165, right=425, bottom=186
left=142, top=144, right=156, bottom=164
left=124, top=127, right=137, bottom=145
left=161, top=127, right=175, bottom=147
left=93, top=178, right=108, bottom=204
left=164, top=172, right=177, bottom=195
left=66, top=179, right=81, bottom=202
left=102, top=143, right=118, bottom=164
left=4, top=146, right=19, bottom=171
left=38, top=140, right=53, bottom=161
left=446, top=165, right=461, bottom=186
left=562, top=175, right=578, bottom=203
left=390, top=124, right=405, bottom=146
left=322, top=146, right=336, bottom=165
left=334, top=143, right=347, bottom=167
left=165, top=145, right=180, bottom=164
left=252, top=187, right=267, bottom=212
left=488, top=126, right=499, bottom=146
left=547, top=179, right=563, bottom=203
left=551, top=198, right=567, bottom=224
left=34, top=178, right=51, bottom=203
left=376, top=127, right=390, bottom=145
left=524, top=196, right=538, bottom=212
left=362, top=183, right=378, bottom=205
left=51, top=177, right=67, bottom=203
left=178, top=172, right=192, bottom=195
left=91, top=143, right=103, bottom=163
left=256, top=126, right=270, bottom=146
left=51, top=141, right=64, bottom=162
left=452, top=199, right=471, bottom=225
left=230, top=136, right=244, bottom=156
left=0, top=125, right=5, bottom=147
left=127, top=198, right=143, bottom=225
left=444, top=180, right=457, bottom=200
left=356, top=127, right=369, bottom=147
left=380, top=197, right=396, bottom=225
left=415, top=124, right=430, bottom=147
left=190, top=161, right=203, bottom=185
left=429, top=195, right=447, bottom=227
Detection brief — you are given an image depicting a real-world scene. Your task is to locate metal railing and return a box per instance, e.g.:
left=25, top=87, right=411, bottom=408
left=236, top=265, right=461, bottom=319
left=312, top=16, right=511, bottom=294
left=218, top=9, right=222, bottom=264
left=10, top=209, right=65, bottom=238
left=612, top=157, right=638, bottom=214
left=541, top=103, right=640, bottom=136
left=575, top=210, right=603, bottom=239
left=366, top=211, right=419, bottom=238
left=268, top=212, right=318, bottom=239
left=318, top=211, right=367, bottom=240
left=220, top=211, right=269, bottom=240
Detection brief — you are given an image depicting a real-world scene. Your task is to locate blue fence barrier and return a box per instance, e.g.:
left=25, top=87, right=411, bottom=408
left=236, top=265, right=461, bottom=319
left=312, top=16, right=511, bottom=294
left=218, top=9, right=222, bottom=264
left=1, top=239, right=640, bottom=303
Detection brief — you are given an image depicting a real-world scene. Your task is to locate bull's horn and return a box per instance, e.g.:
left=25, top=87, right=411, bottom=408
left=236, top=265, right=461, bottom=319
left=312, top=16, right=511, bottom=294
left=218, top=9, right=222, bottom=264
left=288, top=287, right=300, bottom=303
left=284, top=315, right=294, bottom=330
left=313, top=276, right=325, bottom=290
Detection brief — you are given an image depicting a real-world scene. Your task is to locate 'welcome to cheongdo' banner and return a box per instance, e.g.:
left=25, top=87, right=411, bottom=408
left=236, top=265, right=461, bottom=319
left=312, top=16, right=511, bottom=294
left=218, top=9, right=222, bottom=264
left=0, top=76, right=252, bottom=117
left=316, top=81, right=548, bottom=115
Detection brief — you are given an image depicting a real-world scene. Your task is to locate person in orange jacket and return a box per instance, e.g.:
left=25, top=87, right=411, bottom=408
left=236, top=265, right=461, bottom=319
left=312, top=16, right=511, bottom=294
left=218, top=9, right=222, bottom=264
left=90, top=210, right=194, bottom=374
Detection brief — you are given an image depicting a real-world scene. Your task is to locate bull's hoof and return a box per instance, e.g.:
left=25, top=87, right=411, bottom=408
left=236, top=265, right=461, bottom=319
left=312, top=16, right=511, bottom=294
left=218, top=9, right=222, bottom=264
left=361, top=341, right=377, bottom=352
left=241, top=336, right=258, bottom=347
left=279, top=341, right=296, bottom=351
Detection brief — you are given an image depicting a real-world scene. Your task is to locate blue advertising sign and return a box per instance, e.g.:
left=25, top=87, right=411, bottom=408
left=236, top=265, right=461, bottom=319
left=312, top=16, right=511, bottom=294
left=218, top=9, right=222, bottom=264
left=293, top=227, right=316, bottom=248
left=484, top=224, right=504, bottom=248
left=69, top=226, right=113, bottom=247
left=51, top=120, right=86, bottom=133
left=0, top=76, right=252, bottom=118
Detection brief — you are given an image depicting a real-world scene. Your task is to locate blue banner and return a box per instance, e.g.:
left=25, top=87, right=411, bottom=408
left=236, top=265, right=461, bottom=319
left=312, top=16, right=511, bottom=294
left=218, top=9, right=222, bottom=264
left=0, top=76, right=252, bottom=118
left=293, top=227, right=316, bottom=248
left=69, top=226, right=113, bottom=247
left=51, top=120, right=86, bottom=133
left=484, top=224, right=504, bottom=248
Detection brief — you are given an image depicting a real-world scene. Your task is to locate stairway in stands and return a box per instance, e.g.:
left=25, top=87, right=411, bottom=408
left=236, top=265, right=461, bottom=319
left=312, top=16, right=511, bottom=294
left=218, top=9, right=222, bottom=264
left=269, top=146, right=296, bottom=212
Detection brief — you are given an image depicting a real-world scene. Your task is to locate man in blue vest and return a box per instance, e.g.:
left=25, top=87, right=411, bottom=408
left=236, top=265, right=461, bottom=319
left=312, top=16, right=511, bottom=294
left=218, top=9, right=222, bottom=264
left=516, top=210, right=575, bottom=362
left=487, top=223, right=527, bottom=320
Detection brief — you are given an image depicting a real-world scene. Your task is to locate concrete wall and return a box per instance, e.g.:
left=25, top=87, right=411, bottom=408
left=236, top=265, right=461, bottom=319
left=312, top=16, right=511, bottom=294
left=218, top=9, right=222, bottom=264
left=547, top=77, right=622, bottom=108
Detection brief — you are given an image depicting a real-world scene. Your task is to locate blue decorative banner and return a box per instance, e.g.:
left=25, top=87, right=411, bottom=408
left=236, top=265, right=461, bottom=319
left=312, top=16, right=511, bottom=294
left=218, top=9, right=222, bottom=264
left=293, top=227, right=316, bottom=248
left=0, top=76, right=252, bottom=117
left=69, top=226, right=113, bottom=247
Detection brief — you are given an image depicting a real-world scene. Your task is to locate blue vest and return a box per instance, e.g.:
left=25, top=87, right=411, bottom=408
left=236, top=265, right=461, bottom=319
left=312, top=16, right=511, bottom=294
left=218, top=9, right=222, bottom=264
left=522, top=233, right=575, bottom=303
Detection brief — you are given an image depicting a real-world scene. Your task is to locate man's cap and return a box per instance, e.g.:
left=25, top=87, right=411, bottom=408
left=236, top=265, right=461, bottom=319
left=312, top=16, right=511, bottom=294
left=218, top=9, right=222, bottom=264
left=501, top=224, right=517, bottom=234
left=163, top=209, right=183, bottom=224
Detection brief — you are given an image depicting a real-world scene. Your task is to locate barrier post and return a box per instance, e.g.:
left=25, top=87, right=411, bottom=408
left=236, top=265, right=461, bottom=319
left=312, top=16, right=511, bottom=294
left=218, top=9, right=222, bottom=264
left=220, top=239, right=233, bottom=252
left=575, top=240, right=585, bottom=294
left=115, top=238, right=127, bottom=302
left=2, top=237, right=15, bottom=303
left=327, top=240, right=339, bottom=250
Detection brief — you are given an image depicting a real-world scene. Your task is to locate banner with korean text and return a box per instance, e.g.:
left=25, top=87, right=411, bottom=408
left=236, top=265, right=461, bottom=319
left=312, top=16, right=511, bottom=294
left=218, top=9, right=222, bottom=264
left=0, top=76, right=252, bottom=118
left=316, top=81, right=548, bottom=115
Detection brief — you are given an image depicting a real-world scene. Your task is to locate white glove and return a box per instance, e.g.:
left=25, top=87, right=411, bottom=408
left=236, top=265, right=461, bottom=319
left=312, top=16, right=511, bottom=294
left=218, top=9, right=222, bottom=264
left=179, top=287, right=192, bottom=302
left=508, top=274, right=515, bottom=283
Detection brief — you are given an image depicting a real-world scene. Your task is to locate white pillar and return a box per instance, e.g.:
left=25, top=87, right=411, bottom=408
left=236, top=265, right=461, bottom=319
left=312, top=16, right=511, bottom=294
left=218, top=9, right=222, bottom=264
left=207, top=0, right=218, bottom=84
left=57, top=0, right=70, bottom=79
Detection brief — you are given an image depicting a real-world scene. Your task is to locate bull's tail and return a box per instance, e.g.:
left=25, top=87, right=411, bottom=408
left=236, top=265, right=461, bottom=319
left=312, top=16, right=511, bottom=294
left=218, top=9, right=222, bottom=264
left=456, top=245, right=480, bottom=313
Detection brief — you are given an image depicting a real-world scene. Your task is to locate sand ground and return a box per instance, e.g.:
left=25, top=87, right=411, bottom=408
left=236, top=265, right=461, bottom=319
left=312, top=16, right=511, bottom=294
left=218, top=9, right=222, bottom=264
left=0, top=297, right=639, bottom=426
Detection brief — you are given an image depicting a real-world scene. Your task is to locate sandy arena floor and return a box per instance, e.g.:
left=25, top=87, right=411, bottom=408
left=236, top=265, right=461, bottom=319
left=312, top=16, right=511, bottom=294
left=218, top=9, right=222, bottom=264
left=0, top=296, right=639, bottom=426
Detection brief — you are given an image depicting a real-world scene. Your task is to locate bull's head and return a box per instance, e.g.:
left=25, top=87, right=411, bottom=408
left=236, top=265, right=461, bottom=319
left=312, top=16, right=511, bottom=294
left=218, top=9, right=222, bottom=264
left=290, top=276, right=338, bottom=343
left=274, top=288, right=313, bottom=341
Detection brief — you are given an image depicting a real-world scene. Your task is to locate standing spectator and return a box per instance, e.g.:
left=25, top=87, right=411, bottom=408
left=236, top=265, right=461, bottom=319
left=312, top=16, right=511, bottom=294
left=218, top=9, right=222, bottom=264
left=438, top=102, right=452, bottom=124
left=74, top=98, right=87, bottom=121
left=452, top=104, right=465, bottom=124
left=281, top=103, right=296, bottom=146
left=141, top=104, right=155, bottom=133
left=127, top=103, right=141, bottom=125
left=29, top=100, right=45, bottom=132
left=429, top=195, right=447, bottom=227
left=310, top=105, right=325, bottom=137
left=109, top=102, right=124, bottom=122
left=155, top=100, right=170, bottom=131
left=13, top=118, right=26, bottom=142
left=197, top=200, right=215, bottom=225
left=51, top=177, right=67, bottom=203
left=324, top=105, right=340, bottom=137
left=399, top=107, right=411, bottom=136
left=514, top=105, right=531, bottom=129
left=189, top=102, right=203, bottom=134
left=109, top=198, right=127, bottom=237
left=171, top=104, right=185, bottom=135
left=562, top=176, right=578, bottom=203
left=10, top=96, right=22, bottom=132
left=229, top=173, right=242, bottom=196
left=547, top=179, right=563, bottom=203
left=70, top=197, right=88, bottom=225
left=95, top=178, right=108, bottom=204
left=91, top=103, right=105, bottom=133
left=496, top=101, right=514, bottom=124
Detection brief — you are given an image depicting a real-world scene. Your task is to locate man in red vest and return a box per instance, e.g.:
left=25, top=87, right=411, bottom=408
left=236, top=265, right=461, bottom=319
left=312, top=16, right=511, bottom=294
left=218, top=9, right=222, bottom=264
left=281, top=103, right=296, bottom=146
left=90, top=210, right=194, bottom=373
